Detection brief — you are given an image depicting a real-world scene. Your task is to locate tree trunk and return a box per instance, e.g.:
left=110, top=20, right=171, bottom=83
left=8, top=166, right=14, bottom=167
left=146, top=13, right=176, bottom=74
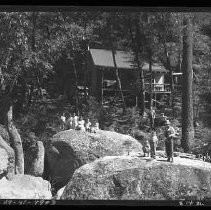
left=26, top=84, right=34, bottom=110
left=71, top=57, right=79, bottom=109
left=7, top=105, right=24, bottom=174
left=111, top=48, right=126, bottom=111
left=134, top=17, right=145, bottom=115
left=13, top=78, right=27, bottom=119
left=181, top=16, right=194, bottom=152
left=148, top=49, right=153, bottom=110
left=164, top=43, right=174, bottom=117
left=32, top=11, right=38, bottom=51
left=109, top=24, right=126, bottom=111
left=134, top=51, right=145, bottom=115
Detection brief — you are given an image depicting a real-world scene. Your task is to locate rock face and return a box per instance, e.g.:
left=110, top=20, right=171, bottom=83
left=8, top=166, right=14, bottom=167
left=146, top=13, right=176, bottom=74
left=44, top=129, right=143, bottom=192
left=61, top=156, right=211, bottom=200
left=28, top=141, right=45, bottom=177
left=0, top=174, right=52, bottom=199
left=0, top=136, right=15, bottom=177
left=0, top=148, right=9, bottom=177
left=54, top=186, right=65, bottom=200
left=0, top=124, right=10, bottom=144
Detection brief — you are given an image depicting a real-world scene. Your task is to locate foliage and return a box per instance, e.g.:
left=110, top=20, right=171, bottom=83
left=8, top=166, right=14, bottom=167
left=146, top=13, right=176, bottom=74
left=191, top=125, right=211, bottom=155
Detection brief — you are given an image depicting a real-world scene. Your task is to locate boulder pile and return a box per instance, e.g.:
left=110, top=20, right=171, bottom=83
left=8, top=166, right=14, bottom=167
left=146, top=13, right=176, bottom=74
left=61, top=155, right=211, bottom=200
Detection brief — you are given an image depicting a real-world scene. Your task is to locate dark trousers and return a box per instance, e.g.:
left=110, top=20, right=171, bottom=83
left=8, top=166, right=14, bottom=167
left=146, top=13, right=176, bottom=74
left=150, top=141, right=156, bottom=158
left=150, top=116, right=155, bottom=129
left=165, top=137, right=173, bottom=159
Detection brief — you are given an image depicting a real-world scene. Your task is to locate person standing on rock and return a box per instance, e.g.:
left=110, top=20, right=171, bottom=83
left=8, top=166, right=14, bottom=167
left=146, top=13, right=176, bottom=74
left=150, top=130, right=158, bottom=159
left=72, top=113, right=78, bottom=129
left=77, top=116, right=86, bottom=131
left=143, top=139, right=151, bottom=157
left=164, top=120, right=176, bottom=162
left=85, top=119, right=91, bottom=132
left=91, top=120, right=100, bottom=133
left=66, top=114, right=73, bottom=129
left=60, top=112, right=66, bottom=130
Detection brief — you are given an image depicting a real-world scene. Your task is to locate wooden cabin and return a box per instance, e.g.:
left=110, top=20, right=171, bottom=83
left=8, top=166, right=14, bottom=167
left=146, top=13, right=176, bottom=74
left=87, top=49, right=170, bottom=106
left=86, top=48, right=170, bottom=107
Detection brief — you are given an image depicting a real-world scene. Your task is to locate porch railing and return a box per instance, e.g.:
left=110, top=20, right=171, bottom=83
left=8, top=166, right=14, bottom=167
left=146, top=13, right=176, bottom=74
left=145, top=83, right=171, bottom=93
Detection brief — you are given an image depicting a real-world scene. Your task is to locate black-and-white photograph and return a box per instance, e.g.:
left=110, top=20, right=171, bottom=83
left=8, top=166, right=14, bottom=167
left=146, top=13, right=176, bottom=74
left=0, top=6, right=211, bottom=206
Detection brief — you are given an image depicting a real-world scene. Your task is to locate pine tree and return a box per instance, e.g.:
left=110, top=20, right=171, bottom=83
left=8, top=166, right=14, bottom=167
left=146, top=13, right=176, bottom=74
left=181, top=15, right=195, bottom=152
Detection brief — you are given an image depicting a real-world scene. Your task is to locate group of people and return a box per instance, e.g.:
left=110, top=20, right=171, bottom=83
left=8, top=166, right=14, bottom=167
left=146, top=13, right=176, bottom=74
left=61, top=107, right=176, bottom=162
left=144, top=106, right=177, bottom=162
left=60, top=112, right=99, bottom=133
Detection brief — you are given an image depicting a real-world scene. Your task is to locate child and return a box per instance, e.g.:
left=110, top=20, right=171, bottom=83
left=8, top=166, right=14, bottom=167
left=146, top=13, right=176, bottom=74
left=91, top=120, right=100, bottom=133
left=143, top=139, right=151, bottom=157
left=77, top=116, right=85, bottom=131
left=85, top=119, right=91, bottom=132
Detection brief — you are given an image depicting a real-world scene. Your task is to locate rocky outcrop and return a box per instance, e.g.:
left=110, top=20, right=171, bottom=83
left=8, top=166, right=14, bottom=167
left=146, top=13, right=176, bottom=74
left=61, top=156, right=211, bottom=200
left=0, top=148, right=9, bottom=177
left=0, top=136, right=15, bottom=177
left=0, top=124, right=10, bottom=144
left=27, top=141, right=45, bottom=177
left=54, top=187, right=65, bottom=200
left=0, top=174, right=52, bottom=199
left=44, top=129, right=143, bottom=192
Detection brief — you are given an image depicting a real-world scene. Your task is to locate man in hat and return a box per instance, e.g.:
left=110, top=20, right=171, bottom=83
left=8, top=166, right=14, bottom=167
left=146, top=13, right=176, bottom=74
left=164, top=120, right=176, bottom=162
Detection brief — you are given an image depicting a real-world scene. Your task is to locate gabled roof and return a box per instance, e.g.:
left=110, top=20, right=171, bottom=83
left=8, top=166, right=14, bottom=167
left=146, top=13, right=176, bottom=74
left=89, top=48, right=168, bottom=73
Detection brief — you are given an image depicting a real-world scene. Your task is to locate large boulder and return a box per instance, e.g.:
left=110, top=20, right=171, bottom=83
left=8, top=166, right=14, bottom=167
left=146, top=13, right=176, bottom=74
left=44, top=129, right=143, bottom=192
left=0, top=136, right=15, bottom=177
left=61, top=156, right=211, bottom=200
left=0, top=174, right=52, bottom=199
left=0, top=148, right=9, bottom=177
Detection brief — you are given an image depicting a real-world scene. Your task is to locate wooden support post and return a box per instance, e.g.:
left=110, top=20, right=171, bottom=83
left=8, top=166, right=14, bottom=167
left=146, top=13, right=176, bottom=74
left=155, top=93, right=157, bottom=109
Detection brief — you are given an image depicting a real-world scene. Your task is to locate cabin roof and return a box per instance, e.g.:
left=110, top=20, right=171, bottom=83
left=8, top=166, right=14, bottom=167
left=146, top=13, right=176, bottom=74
left=89, top=48, right=168, bottom=73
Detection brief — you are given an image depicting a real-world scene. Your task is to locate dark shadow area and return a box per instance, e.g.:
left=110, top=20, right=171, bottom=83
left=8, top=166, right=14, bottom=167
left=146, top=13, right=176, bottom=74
left=43, top=141, right=83, bottom=195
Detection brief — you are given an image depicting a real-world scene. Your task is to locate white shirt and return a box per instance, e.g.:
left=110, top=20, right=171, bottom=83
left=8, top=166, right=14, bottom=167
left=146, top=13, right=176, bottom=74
left=152, top=134, right=158, bottom=143
left=73, top=116, right=79, bottom=127
left=85, top=121, right=91, bottom=129
left=67, top=117, right=73, bottom=128
left=78, top=120, right=85, bottom=127
left=77, top=120, right=85, bottom=131
left=61, top=116, right=66, bottom=123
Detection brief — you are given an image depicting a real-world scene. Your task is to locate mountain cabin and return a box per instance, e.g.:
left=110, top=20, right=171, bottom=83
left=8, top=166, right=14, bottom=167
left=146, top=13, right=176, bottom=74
left=86, top=48, right=171, bottom=107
